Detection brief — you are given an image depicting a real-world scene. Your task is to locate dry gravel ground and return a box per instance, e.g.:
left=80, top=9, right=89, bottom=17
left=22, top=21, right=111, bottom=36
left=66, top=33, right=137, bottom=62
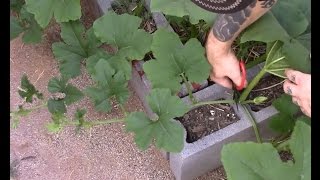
left=10, top=5, right=227, bottom=179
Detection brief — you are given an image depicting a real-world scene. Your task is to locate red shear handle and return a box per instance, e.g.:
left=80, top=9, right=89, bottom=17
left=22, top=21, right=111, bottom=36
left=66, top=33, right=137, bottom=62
left=235, top=60, right=246, bottom=91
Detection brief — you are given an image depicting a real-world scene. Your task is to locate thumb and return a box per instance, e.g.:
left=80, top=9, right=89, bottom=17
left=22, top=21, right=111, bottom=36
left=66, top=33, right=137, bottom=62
left=229, top=70, right=247, bottom=90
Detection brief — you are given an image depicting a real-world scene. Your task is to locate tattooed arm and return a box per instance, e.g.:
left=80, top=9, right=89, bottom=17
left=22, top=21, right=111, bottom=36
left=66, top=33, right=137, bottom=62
left=206, top=0, right=277, bottom=89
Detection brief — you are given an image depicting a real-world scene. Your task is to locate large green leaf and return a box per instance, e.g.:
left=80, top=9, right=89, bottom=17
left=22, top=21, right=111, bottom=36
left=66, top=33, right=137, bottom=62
left=222, top=121, right=310, bottom=180
left=271, top=1, right=308, bottom=38
left=22, top=19, right=42, bottom=43
left=18, top=5, right=43, bottom=43
left=150, top=0, right=216, bottom=25
left=86, top=60, right=129, bottom=112
left=282, top=39, right=311, bottom=73
left=52, top=21, right=101, bottom=78
left=25, top=0, right=81, bottom=28
left=93, top=11, right=152, bottom=60
left=269, top=94, right=300, bottom=133
left=296, top=33, right=311, bottom=51
left=86, top=51, right=132, bottom=80
left=47, top=99, right=66, bottom=114
left=48, top=77, right=83, bottom=105
left=10, top=16, right=23, bottom=40
left=18, top=74, right=43, bottom=103
left=125, top=88, right=190, bottom=152
left=143, top=29, right=210, bottom=93
left=10, top=0, right=24, bottom=12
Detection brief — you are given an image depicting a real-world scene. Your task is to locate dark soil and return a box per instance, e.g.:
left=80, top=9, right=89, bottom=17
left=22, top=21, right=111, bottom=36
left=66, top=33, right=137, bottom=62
left=279, top=150, right=294, bottom=163
left=232, top=40, right=266, bottom=65
left=166, top=15, right=209, bottom=45
left=248, top=75, right=285, bottom=112
left=176, top=102, right=240, bottom=143
left=111, top=0, right=157, bottom=33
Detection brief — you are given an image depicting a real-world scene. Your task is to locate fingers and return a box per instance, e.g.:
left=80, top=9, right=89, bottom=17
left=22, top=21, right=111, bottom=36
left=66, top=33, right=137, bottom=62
left=283, top=80, right=300, bottom=97
left=284, top=68, right=304, bottom=85
left=230, top=73, right=248, bottom=89
left=210, top=74, right=233, bottom=89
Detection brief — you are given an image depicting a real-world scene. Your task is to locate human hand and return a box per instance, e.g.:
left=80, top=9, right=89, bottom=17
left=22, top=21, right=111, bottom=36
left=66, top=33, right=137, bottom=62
left=205, top=32, right=247, bottom=89
left=283, top=69, right=311, bottom=117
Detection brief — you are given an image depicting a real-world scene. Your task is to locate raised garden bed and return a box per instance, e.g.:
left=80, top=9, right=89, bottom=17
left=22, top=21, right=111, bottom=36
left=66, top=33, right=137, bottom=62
left=11, top=0, right=311, bottom=179
left=88, top=1, right=281, bottom=179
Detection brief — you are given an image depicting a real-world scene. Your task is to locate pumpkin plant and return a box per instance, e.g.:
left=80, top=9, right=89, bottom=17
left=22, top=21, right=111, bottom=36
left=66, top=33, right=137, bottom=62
left=10, top=0, right=311, bottom=179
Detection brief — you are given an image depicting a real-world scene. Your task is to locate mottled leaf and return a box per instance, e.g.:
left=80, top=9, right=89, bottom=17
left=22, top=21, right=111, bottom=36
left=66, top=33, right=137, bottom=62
left=18, top=74, right=43, bottom=103
left=93, top=11, right=152, bottom=60
left=25, top=0, right=81, bottom=28
left=125, top=88, right=190, bottom=152
left=143, top=29, right=210, bottom=93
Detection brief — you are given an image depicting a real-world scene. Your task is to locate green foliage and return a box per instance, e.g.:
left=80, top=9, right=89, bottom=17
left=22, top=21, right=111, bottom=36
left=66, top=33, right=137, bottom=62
left=10, top=16, right=23, bottom=40
left=25, top=0, right=81, bottom=28
left=47, top=99, right=66, bottom=114
left=48, top=77, right=83, bottom=105
left=86, top=60, right=129, bottom=112
left=269, top=94, right=300, bottom=133
left=86, top=51, right=132, bottom=80
left=10, top=5, right=43, bottom=43
left=47, top=76, right=83, bottom=114
left=150, top=0, right=216, bottom=24
left=143, top=29, right=210, bottom=93
left=222, top=121, right=310, bottom=180
left=241, top=0, right=311, bottom=73
left=125, top=88, right=190, bottom=152
left=93, top=11, right=152, bottom=60
left=18, top=74, right=43, bottom=103
left=264, top=41, right=290, bottom=78
left=166, top=15, right=209, bottom=44
left=52, top=21, right=102, bottom=78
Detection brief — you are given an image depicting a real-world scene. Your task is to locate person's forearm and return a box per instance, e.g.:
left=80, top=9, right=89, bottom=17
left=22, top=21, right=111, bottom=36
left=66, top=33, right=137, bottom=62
left=207, top=0, right=277, bottom=55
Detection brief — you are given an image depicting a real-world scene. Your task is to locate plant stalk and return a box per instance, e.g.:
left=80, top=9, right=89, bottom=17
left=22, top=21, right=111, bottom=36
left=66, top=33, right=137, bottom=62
left=276, top=139, right=290, bottom=151
left=64, top=118, right=125, bottom=126
left=181, top=74, right=197, bottom=104
left=119, top=104, right=128, bottom=117
left=239, top=68, right=267, bottom=102
left=242, top=104, right=262, bottom=143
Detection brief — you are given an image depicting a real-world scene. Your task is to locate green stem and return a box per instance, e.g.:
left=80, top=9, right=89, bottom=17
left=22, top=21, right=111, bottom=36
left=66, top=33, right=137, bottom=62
left=181, top=74, right=197, bottom=104
left=119, top=104, right=128, bottom=117
left=193, top=99, right=235, bottom=108
left=29, top=102, right=48, bottom=111
left=89, top=118, right=125, bottom=125
left=239, top=68, right=267, bottom=102
left=63, top=118, right=125, bottom=126
left=242, top=104, right=262, bottom=143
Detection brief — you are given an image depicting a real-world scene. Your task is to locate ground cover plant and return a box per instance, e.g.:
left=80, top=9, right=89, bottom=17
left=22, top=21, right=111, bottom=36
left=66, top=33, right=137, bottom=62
left=11, top=0, right=311, bottom=179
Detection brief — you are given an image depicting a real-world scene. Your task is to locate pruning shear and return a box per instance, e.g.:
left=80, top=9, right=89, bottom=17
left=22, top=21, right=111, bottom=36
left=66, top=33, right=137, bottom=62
left=233, top=60, right=246, bottom=110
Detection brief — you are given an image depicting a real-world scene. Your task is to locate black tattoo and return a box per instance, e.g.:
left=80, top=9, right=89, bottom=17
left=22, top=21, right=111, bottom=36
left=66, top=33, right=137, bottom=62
left=258, top=0, right=275, bottom=8
left=212, top=1, right=256, bottom=42
left=286, top=87, right=292, bottom=95
left=290, top=75, right=296, bottom=84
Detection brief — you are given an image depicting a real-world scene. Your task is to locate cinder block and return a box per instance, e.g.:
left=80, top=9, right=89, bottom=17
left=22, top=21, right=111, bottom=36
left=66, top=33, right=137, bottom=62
left=88, top=1, right=280, bottom=179
left=170, top=84, right=278, bottom=180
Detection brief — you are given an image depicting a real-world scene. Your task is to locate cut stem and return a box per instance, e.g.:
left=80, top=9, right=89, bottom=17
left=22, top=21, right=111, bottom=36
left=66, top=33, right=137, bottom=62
left=239, top=68, right=267, bottom=102
left=242, top=104, right=262, bottom=143
left=181, top=74, right=197, bottom=104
